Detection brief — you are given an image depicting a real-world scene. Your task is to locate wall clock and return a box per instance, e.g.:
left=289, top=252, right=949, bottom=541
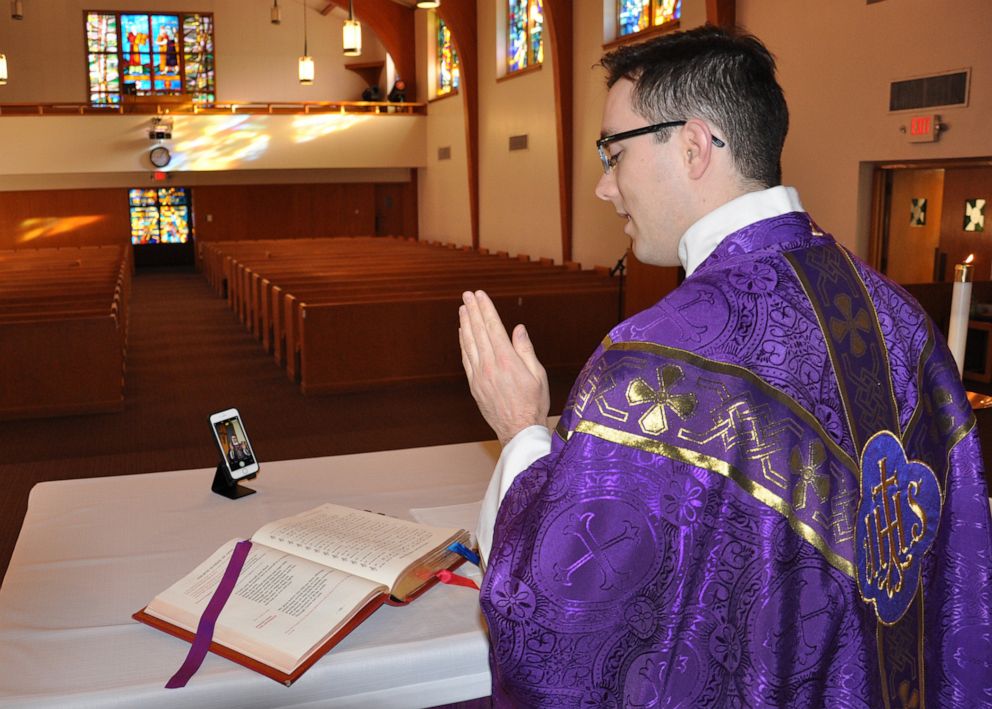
left=149, top=146, right=171, bottom=168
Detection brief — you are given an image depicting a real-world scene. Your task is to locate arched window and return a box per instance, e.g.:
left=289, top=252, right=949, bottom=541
left=507, top=0, right=543, bottom=74
left=86, top=11, right=215, bottom=106
left=435, top=15, right=460, bottom=97
left=617, top=0, right=681, bottom=38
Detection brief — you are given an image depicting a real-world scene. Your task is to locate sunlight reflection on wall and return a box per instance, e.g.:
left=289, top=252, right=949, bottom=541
left=171, top=116, right=270, bottom=171
left=17, top=216, right=107, bottom=244
left=291, top=114, right=370, bottom=144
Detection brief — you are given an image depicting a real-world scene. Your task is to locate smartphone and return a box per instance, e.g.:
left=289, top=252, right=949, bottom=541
left=210, top=408, right=259, bottom=480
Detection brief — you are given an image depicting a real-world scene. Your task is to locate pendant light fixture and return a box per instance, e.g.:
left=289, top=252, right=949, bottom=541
left=298, top=1, right=314, bottom=85
left=416, top=1, right=440, bottom=8
left=270, top=0, right=281, bottom=25
left=342, top=0, right=361, bottom=57
left=0, top=54, right=7, bottom=85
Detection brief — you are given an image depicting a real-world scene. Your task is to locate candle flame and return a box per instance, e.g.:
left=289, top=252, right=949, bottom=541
left=966, top=254, right=975, bottom=264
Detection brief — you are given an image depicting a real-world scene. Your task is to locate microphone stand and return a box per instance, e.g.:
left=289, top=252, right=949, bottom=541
left=610, top=252, right=627, bottom=324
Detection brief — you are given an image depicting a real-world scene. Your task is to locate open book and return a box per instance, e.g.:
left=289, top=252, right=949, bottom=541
left=133, top=503, right=472, bottom=685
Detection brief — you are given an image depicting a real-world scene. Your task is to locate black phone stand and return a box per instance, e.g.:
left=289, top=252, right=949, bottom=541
left=212, top=461, right=256, bottom=499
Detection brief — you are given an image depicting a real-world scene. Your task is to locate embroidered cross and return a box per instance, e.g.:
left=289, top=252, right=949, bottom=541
left=791, top=440, right=830, bottom=510
left=763, top=580, right=832, bottom=664
left=626, top=365, right=697, bottom=435
left=658, top=289, right=714, bottom=342
left=829, top=293, right=871, bottom=358
left=553, top=512, right=638, bottom=591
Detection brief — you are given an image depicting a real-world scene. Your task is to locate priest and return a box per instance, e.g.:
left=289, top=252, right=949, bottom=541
left=458, top=26, right=992, bottom=707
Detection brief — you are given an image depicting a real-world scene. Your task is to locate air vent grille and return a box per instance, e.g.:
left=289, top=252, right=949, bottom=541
left=437, top=146, right=451, bottom=160
left=889, top=70, right=968, bottom=111
left=509, top=134, right=528, bottom=151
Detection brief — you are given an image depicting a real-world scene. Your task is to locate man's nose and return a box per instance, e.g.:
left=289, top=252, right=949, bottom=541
left=594, top=170, right=616, bottom=202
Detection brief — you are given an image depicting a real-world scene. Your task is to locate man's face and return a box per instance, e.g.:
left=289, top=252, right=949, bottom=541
left=595, top=78, right=690, bottom=267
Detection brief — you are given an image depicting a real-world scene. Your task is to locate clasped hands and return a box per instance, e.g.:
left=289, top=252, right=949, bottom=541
left=459, top=290, right=550, bottom=446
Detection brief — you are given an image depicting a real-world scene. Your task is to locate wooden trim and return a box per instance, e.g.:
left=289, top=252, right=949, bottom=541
left=427, top=90, right=460, bottom=104
left=437, top=3, right=480, bottom=251
left=0, top=100, right=426, bottom=116
left=545, top=0, right=573, bottom=263
left=344, top=60, right=385, bottom=88
left=602, top=20, right=680, bottom=52
left=867, top=166, right=887, bottom=271
left=706, top=0, right=737, bottom=27
left=496, top=62, right=543, bottom=83
left=874, top=157, right=992, bottom=170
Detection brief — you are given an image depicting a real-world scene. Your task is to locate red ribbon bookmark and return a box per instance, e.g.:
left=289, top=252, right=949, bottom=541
left=165, top=539, right=253, bottom=689
left=435, top=568, right=480, bottom=590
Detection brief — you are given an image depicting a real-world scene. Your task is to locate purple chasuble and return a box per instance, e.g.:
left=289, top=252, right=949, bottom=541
left=480, top=212, right=992, bottom=707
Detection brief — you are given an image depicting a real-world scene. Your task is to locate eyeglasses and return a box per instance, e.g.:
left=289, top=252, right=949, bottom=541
left=596, top=120, right=726, bottom=174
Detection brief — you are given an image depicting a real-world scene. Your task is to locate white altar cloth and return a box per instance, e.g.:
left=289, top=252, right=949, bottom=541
left=0, top=440, right=501, bottom=708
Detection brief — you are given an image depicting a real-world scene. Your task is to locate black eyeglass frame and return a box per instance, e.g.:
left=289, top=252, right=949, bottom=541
left=596, top=120, right=726, bottom=174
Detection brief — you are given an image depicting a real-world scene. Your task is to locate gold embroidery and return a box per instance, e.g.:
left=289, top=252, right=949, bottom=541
left=678, top=397, right=796, bottom=491
left=837, top=246, right=903, bottom=440
left=574, top=378, right=596, bottom=415
left=862, top=458, right=929, bottom=602
left=625, top=365, right=697, bottom=436
left=903, top=323, right=935, bottom=440
left=573, top=419, right=856, bottom=578
left=791, top=440, right=829, bottom=510
left=604, top=340, right=858, bottom=475
left=829, top=292, right=872, bottom=358
left=822, top=487, right=857, bottom=543
left=946, top=416, right=975, bottom=460
left=905, top=480, right=927, bottom=547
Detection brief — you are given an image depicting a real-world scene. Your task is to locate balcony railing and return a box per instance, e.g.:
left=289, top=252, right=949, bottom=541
left=0, top=99, right=426, bottom=117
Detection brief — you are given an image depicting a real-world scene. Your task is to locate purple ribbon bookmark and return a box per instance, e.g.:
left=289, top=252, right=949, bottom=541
left=165, top=539, right=252, bottom=689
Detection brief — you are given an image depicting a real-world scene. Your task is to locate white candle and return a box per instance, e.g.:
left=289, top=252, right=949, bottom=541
left=947, top=259, right=974, bottom=378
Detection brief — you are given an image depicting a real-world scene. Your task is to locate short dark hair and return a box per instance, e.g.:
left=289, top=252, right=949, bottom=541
left=600, top=26, right=788, bottom=188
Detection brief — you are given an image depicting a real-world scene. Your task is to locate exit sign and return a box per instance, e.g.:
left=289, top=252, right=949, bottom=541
left=907, top=114, right=940, bottom=143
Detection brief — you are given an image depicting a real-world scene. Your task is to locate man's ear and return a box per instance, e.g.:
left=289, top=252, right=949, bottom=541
left=682, top=118, right=716, bottom=180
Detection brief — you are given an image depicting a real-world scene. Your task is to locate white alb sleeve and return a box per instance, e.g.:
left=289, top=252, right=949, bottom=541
left=475, top=424, right=553, bottom=567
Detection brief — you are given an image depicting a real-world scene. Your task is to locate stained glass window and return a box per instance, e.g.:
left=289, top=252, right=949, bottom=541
left=87, top=13, right=120, bottom=105
left=435, top=15, right=460, bottom=97
left=86, top=11, right=214, bottom=106
left=617, top=0, right=681, bottom=38
left=129, top=188, right=191, bottom=245
left=507, top=0, right=543, bottom=74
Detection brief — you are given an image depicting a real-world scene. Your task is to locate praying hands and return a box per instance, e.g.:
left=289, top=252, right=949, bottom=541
left=458, top=290, right=550, bottom=446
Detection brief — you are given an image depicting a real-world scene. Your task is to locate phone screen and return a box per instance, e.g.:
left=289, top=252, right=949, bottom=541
left=212, top=411, right=257, bottom=479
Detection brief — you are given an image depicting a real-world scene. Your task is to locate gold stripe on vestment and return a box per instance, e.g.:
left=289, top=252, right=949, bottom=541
left=574, top=419, right=856, bottom=579
left=604, top=340, right=858, bottom=475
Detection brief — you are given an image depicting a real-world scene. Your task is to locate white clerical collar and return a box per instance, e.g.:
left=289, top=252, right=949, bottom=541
left=677, top=185, right=805, bottom=277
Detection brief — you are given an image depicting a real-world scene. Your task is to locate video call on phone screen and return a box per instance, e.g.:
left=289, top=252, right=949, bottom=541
left=215, top=417, right=256, bottom=472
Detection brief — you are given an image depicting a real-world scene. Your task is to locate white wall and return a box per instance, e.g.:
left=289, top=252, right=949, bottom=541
left=476, top=2, right=560, bottom=261
left=738, top=0, right=992, bottom=254
left=416, top=10, right=472, bottom=247
left=0, top=113, right=425, bottom=178
left=420, top=94, right=473, bottom=246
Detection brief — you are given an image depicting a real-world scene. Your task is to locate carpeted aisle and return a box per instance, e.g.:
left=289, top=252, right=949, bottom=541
left=0, top=266, right=575, bottom=584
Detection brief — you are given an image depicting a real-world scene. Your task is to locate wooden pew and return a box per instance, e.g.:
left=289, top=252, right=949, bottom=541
left=202, top=237, right=620, bottom=395
left=297, top=286, right=618, bottom=392
left=0, top=245, right=131, bottom=420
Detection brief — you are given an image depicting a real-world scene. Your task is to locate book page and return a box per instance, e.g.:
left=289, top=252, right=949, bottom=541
left=252, top=503, right=460, bottom=591
left=144, top=539, right=385, bottom=674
